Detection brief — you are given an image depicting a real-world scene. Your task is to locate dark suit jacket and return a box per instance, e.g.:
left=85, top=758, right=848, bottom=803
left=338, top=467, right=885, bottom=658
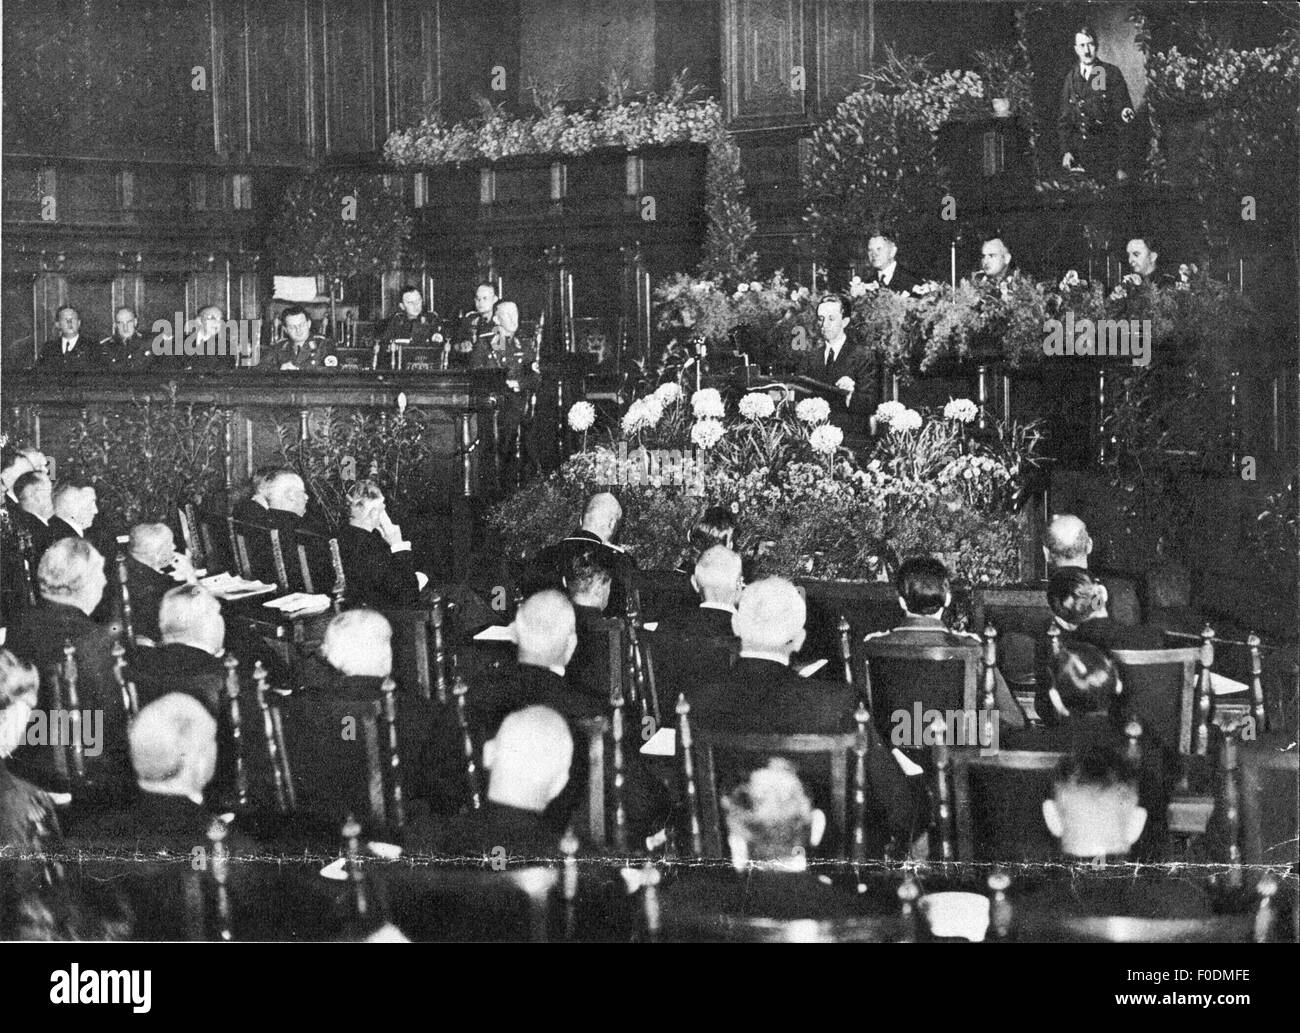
left=689, top=657, right=924, bottom=852
left=1057, top=60, right=1133, bottom=159
left=45, top=516, right=83, bottom=549
left=10, top=508, right=52, bottom=563
left=654, top=603, right=737, bottom=639
left=230, top=497, right=269, bottom=525
left=37, top=336, right=96, bottom=368
left=529, top=529, right=639, bottom=616
left=795, top=338, right=877, bottom=433
left=453, top=663, right=671, bottom=845
left=125, top=555, right=176, bottom=643
left=1071, top=617, right=1165, bottom=653
left=128, top=642, right=226, bottom=714
left=568, top=603, right=614, bottom=704
left=870, top=265, right=922, bottom=294
left=4, top=601, right=131, bottom=805
left=233, top=506, right=301, bottom=587
left=337, top=523, right=420, bottom=608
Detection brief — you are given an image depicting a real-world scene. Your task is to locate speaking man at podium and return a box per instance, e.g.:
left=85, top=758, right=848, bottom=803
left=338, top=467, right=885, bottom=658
left=793, top=293, right=877, bottom=437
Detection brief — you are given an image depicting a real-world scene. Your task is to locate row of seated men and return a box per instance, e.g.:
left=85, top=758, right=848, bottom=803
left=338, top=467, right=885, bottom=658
left=1, top=519, right=1278, bottom=939
left=28, top=284, right=529, bottom=376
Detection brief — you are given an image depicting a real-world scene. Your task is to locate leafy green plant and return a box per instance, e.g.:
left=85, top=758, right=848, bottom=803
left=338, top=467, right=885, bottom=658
left=58, top=385, right=224, bottom=533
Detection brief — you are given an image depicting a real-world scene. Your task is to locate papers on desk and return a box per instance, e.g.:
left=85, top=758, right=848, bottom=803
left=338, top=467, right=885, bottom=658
left=200, top=572, right=277, bottom=600
left=264, top=593, right=332, bottom=617
left=891, top=748, right=925, bottom=777
left=640, top=726, right=677, bottom=757
left=473, top=624, right=516, bottom=643
left=1209, top=672, right=1250, bottom=697
left=642, top=622, right=658, bottom=632
left=796, top=658, right=828, bottom=678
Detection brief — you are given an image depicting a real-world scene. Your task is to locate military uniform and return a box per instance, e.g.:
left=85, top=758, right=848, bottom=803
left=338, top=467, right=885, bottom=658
left=456, top=312, right=496, bottom=368
left=377, top=312, right=443, bottom=370
left=261, top=334, right=339, bottom=370
left=97, top=330, right=157, bottom=369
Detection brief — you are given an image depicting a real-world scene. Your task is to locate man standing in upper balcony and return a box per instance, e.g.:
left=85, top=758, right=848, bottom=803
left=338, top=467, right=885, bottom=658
left=1058, top=24, right=1136, bottom=183
left=99, top=307, right=156, bottom=369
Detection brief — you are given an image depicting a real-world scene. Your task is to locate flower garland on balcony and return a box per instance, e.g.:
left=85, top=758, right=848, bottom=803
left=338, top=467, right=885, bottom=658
left=383, top=71, right=757, bottom=283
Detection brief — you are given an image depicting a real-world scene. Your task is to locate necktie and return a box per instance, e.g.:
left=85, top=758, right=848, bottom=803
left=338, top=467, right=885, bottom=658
left=824, top=347, right=833, bottom=367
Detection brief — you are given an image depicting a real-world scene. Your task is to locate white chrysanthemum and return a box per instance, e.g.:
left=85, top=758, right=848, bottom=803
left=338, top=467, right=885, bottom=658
left=739, top=392, right=776, bottom=419
left=735, top=282, right=750, bottom=293
left=690, top=418, right=726, bottom=449
left=621, top=401, right=649, bottom=436
left=567, top=400, right=597, bottom=432
left=890, top=408, right=923, bottom=432
left=653, top=381, right=682, bottom=405
left=639, top=395, right=665, bottom=426
left=795, top=397, right=831, bottom=424
left=874, top=400, right=906, bottom=424
left=749, top=281, right=763, bottom=292
left=691, top=387, right=726, bottom=419
left=809, top=424, right=843, bottom=454
left=943, top=398, right=978, bottom=424
left=848, top=276, right=868, bottom=298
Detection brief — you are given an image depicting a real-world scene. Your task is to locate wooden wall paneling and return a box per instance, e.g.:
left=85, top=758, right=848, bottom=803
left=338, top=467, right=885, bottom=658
left=518, top=0, right=656, bottom=104
left=246, top=0, right=314, bottom=158
left=654, top=0, right=722, bottom=96
left=187, top=266, right=232, bottom=322
left=33, top=274, right=70, bottom=351
left=210, top=0, right=251, bottom=155
left=384, top=0, right=440, bottom=139
left=437, top=0, right=520, bottom=125
left=2, top=275, right=38, bottom=371
left=722, top=0, right=807, bottom=125
left=814, top=0, right=870, bottom=111
left=142, top=275, right=189, bottom=345
left=323, top=0, right=380, bottom=154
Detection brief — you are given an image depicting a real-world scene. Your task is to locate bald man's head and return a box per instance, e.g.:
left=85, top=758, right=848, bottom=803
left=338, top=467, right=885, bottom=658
left=159, top=584, right=225, bottom=655
left=733, top=577, right=806, bottom=658
left=692, top=546, right=744, bottom=608
left=514, top=590, right=578, bottom=672
left=130, top=693, right=218, bottom=796
left=129, top=522, right=176, bottom=570
left=581, top=492, right=623, bottom=542
left=1044, top=514, right=1092, bottom=568
left=484, top=705, right=573, bottom=813
left=322, top=609, right=393, bottom=677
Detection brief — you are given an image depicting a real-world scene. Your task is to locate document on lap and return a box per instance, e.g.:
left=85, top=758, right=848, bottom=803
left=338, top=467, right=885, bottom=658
left=473, top=624, right=516, bottom=642
left=640, top=726, right=677, bottom=756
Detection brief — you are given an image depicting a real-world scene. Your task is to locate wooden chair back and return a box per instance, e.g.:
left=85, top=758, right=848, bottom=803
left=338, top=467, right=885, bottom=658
left=861, top=636, right=981, bottom=743
left=293, top=528, right=343, bottom=602
left=949, top=747, right=1065, bottom=865
left=227, top=517, right=290, bottom=591
left=686, top=708, right=872, bottom=860
left=452, top=675, right=483, bottom=811
left=112, top=535, right=135, bottom=647
left=802, top=579, right=901, bottom=687
left=971, top=585, right=1052, bottom=692
left=1109, top=638, right=1211, bottom=759
left=378, top=596, right=450, bottom=702
left=640, top=628, right=737, bottom=719
left=41, top=639, right=87, bottom=789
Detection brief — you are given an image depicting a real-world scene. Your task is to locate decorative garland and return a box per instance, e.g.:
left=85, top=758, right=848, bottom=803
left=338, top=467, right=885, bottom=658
left=383, top=72, right=757, bottom=284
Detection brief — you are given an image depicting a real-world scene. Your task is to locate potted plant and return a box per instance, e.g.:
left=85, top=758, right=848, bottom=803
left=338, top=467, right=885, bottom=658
left=974, top=48, right=1027, bottom=118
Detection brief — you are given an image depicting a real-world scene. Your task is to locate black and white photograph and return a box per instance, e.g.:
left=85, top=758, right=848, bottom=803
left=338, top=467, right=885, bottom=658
left=0, top=0, right=1297, bottom=976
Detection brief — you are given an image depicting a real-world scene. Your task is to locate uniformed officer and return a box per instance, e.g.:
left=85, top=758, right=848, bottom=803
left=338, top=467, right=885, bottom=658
left=455, top=282, right=499, bottom=368
left=98, top=307, right=156, bottom=369
left=261, top=305, right=338, bottom=371
left=377, top=285, right=443, bottom=369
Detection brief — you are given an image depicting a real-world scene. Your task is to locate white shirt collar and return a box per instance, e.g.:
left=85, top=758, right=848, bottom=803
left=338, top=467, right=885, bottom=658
left=823, top=333, right=847, bottom=359
left=60, top=514, right=84, bottom=535
left=739, top=649, right=792, bottom=666
left=880, top=260, right=897, bottom=284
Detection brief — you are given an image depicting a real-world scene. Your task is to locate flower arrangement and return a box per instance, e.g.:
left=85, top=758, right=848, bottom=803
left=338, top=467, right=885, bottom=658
left=489, top=388, right=1041, bottom=585
left=384, top=71, right=757, bottom=283
left=264, top=172, right=414, bottom=281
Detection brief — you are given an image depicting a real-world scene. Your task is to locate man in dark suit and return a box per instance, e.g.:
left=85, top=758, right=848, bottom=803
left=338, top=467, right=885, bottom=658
left=655, top=545, right=743, bottom=639
left=233, top=468, right=309, bottom=586
left=2, top=448, right=34, bottom=519
left=37, top=305, right=97, bottom=368
left=128, top=584, right=227, bottom=714
left=864, top=556, right=1026, bottom=734
left=229, top=466, right=278, bottom=525
left=47, top=482, right=98, bottom=552
left=337, top=479, right=424, bottom=608
left=125, top=522, right=194, bottom=644
left=1025, top=744, right=1210, bottom=919
left=1057, top=24, right=1136, bottom=182
left=10, top=471, right=55, bottom=558
left=529, top=492, right=638, bottom=615
left=663, top=758, right=866, bottom=927
left=4, top=538, right=131, bottom=808
left=562, top=547, right=614, bottom=704
left=1043, top=513, right=1142, bottom=625
left=691, top=577, right=925, bottom=855
left=865, top=232, right=922, bottom=294
left=453, top=591, right=671, bottom=845
left=795, top=293, right=877, bottom=436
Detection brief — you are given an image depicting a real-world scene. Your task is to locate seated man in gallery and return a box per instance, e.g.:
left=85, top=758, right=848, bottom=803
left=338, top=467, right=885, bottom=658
left=125, top=521, right=195, bottom=643
left=128, top=584, right=227, bottom=715
left=260, top=304, right=338, bottom=370
left=690, top=577, right=926, bottom=856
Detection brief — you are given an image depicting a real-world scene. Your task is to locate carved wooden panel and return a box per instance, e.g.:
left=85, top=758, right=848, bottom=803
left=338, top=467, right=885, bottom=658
left=324, top=0, right=380, bottom=153
left=246, top=1, right=314, bottom=157
left=385, top=0, right=440, bottom=138
left=723, top=0, right=806, bottom=124
left=815, top=0, right=870, bottom=109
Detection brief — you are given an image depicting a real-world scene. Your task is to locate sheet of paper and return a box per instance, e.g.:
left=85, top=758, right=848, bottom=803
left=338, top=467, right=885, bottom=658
left=1208, top=672, right=1250, bottom=697
left=796, top=658, right=828, bottom=678
left=892, top=748, right=924, bottom=777
left=640, top=726, right=677, bottom=756
left=642, top=621, right=658, bottom=632
left=473, top=624, right=516, bottom=642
